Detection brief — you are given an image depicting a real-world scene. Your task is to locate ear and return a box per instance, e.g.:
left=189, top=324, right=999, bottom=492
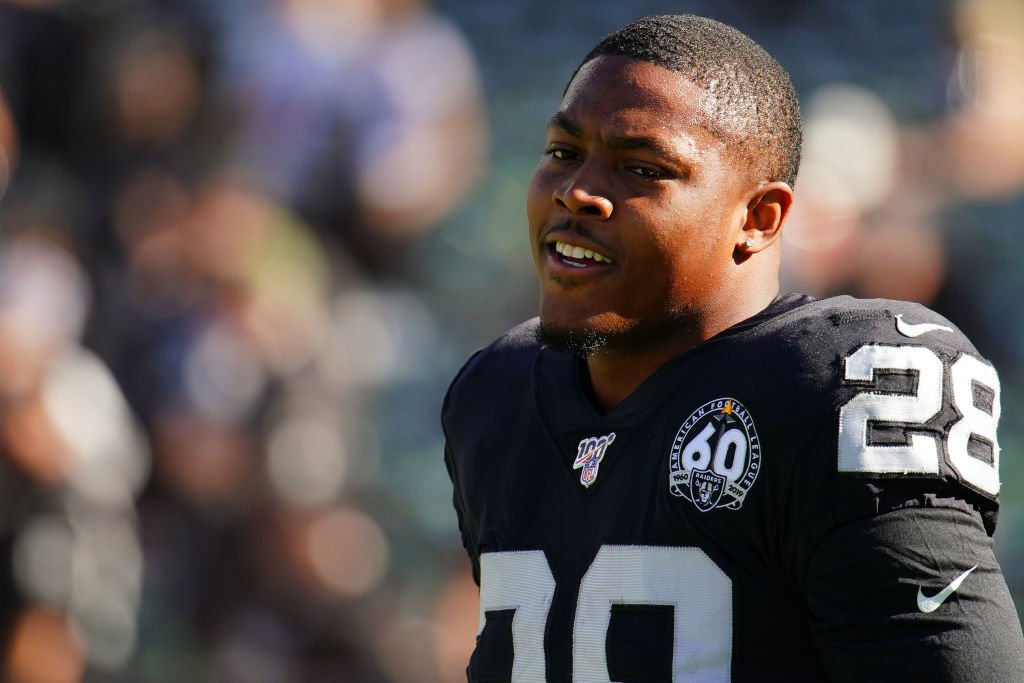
left=735, top=181, right=794, bottom=254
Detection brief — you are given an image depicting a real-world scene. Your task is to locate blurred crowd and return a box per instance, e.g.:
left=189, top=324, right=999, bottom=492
left=1, top=0, right=1023, bottom=681
left=0, top=0, right=485, bottom=681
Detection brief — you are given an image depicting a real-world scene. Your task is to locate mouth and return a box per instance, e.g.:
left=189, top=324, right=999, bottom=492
left=544, top=238, right=615, bottom=271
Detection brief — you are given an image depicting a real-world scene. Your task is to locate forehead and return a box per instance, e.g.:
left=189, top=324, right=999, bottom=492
left=557, top=55, right=720, bottom=150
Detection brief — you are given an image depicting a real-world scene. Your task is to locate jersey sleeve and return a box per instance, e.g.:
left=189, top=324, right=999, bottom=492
left=802, top=503, right=1024, bottom=681
left=777, top=298, right=1024, bottom=679
left=444, top=440, right=481, bottom=583
left=442, top=348, right=485, bottom=585
left=440, top=319, right=542, bottom=586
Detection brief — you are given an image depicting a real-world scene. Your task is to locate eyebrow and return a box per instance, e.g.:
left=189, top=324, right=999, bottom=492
left=548, top=111, right=584, bottom=138
left=547, top=111, right=696, bottom=167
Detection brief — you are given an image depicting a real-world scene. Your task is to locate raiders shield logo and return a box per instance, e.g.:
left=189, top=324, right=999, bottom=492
left=669, top=398, right=761, bottom=512
left=689, top=469, right=726, bottom=512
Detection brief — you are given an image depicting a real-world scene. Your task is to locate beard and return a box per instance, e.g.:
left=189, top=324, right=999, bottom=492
left=536, top=321, right=610, bottom=357
left=537, top=309, right=698, bottom=359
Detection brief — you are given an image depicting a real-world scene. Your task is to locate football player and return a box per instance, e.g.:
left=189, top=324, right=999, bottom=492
left=442, top=14, right=1024, bottom=682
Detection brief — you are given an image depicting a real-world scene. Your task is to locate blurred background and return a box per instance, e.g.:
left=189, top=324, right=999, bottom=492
left=0, top=0, right=1022, bottom=681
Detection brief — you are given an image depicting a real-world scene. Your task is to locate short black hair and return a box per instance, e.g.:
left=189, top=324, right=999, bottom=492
left=571, top=14, right=802, bottom=187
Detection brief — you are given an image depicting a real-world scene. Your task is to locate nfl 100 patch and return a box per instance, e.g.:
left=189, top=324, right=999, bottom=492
left=573, top=432, right=616, bottom=488
left=668, top=398, right=761, bottom=512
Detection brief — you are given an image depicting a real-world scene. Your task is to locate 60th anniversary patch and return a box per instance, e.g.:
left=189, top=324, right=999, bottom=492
left=669, top=398, right=761, bottom=512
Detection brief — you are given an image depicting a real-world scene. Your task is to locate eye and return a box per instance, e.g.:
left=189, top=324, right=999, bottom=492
left=626, top=164, right=670, bottom=181
left=545, top=146, right=580, bottom=162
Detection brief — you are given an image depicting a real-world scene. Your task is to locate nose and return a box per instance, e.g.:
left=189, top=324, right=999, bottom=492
left=553, top=176, right=613, bottom=219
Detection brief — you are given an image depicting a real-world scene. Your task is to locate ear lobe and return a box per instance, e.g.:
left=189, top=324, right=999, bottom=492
left=737, top=182, right=794, bottom=252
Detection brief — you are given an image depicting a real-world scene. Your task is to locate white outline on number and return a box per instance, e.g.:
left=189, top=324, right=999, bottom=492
left=838, top=344, right=1001, bottom=495
left=574, top=545, right=731, bottom=682
left=948, top=355, right=1001, bottom=495
left=478, top=551, right=554, bottom=680
left=478, top=546, right=733, bottom=681
left=839, top=345, right=943, bottom=475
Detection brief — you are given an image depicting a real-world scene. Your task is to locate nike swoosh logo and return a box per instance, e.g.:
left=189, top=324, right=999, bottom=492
left=916, top=565, right=977, bottom=613
left=895, top=314, right=953, bottom=338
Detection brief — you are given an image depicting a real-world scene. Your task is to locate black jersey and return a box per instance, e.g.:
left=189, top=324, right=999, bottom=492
left=442, top=294, right=1024, bottom=682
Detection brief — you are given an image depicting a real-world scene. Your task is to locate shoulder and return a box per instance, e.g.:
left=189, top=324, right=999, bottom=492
left=745, top=295, right=986, bottom=404
left=441, top=318, right=542, bottom=429
left=768, top=296, right=1002, bottom=528
left=766, top=294, right=980, bottom=360
left=446, top=317, right=542, bottom=399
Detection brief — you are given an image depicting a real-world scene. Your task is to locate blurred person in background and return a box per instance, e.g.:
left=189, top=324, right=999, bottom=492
left=0, top=222, right=148, bottom=679
left=0, top=0, right=486, bottom=680
left=443, top=14, right=1023, bottom=681
left=0, top=85, right=14, bottom=198
left=217, top=0, right=486, bottom=276
left=779, top=0, right=1024, bottom=371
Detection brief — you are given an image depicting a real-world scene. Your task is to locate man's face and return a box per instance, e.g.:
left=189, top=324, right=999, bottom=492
left=527, top=55, right=753, bottom=352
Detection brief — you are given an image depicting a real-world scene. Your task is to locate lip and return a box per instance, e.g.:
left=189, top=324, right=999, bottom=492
left=543, top=220, right=617, bottom=254
left=540, top=238, right=618, bottom=279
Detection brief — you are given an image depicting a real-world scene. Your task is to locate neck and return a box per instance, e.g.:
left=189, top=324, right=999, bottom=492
left=585, top=281, right=780, bottom=413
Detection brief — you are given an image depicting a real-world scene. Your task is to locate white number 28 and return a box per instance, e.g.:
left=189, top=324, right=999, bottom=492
left=838, top=345, right=1000, bottom=495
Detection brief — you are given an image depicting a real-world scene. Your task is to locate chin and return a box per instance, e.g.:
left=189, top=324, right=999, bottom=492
left=538, top=294, right=661, bottom=353
left=535, top=305, right=634, bottom=356
left=537, top=304, right=690, bottom=357
left=536, top=319, right=610, bottom=356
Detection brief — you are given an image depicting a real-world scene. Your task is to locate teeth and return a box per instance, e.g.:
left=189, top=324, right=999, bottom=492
left=552, top=240, right=612, bottom=264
